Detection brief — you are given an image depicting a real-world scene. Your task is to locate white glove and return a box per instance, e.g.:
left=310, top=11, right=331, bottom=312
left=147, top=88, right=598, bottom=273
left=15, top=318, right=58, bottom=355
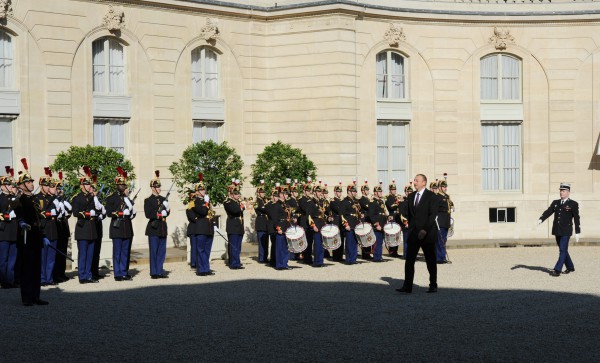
left=9, top=210, right=16, bottom=220
left=161, top=210, right=168, bottom=217
left=98, top=214, right=104, bottom=221
left=214, top=225, right=220, bottom=232
left=101, top=206, right=106, bottom=215
left=94, top=196, right=102, bottom=210
left=124, top=197, right=133, bottom=209
left=123, top=209, right=131, bottom=216
left=58, top=210, right=65, bottom=219
left=162, top=200, right=169, bottom=210
left=63, top=201, right=72, bottom=211
left=53, top=199, right=61, bottom=209
left=58, top=201, right=65, bottom=212
left=575, top=234, right=580, bottom=243
left=204, top=195, right=210, bottom=203
left=51, top=209, right=57, bottom=216
left=537, top=219, right=542, bottom=225
left=89, top=210, right=96, bottom=217
left=131, top=208, right=136, bottom=218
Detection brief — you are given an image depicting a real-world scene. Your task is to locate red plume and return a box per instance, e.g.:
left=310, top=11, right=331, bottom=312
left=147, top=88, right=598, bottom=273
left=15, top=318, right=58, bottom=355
left=116, top=166, right=124, bottom=176
left=4, top=166, right=10, bottom=174
left=123, top=171, right=128, bottom=178
left=9, top=168, right=14, bottom=177
left=155, top=170, right=160, bottom=178
left=44, top=167, right=50, bottom=176
left=58, top=171, right=63, bottom=180
left=198, top=173, right=204, bottom=182
left=92, top=174, right=98, bottom=183
left=21, top=158, right=29, bottom=171
left=48, top=169, right=53, bottom=178
left=83, top=166, right=91, bottom=177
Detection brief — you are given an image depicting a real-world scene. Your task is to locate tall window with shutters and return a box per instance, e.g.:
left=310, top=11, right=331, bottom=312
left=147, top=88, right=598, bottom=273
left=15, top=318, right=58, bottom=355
left=376, top=51, right=406, bottom=100
left=377, top=121, right=409, bottom=189
left=0, top=32, right=13, bottom=89
left=192, top=121, right=222, bottom=143
left=0, top=118, right=12, bottom=167
left=192, top=47, right=219, bottom=99
left=480, top=54, right=521, bottom=101
left=93, top=119, right=125, bottom=154
left=481, top=123, right=521, bottom=191
left=92, top=38, right=126, bottom=95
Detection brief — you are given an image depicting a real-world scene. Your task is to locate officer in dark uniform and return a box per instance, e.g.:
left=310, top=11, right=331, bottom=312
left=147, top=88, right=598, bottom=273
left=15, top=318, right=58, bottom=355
left=71, top=167, right=100, bottom=284
left=341, top=182, right=361, bottom=264
left=0, top=169, right=19, bottom=289
left=384, top=180, right=401, bottom=258
left=53, top=172, right=72, bottom=283
left=321, top=184, right=332, bottom=259
left=223, top=183, right=245, bottom=269
left=265, top=188, right=278, bottom=268
left=15, top=158, right=48, bottom=305
left=309, top=184, right=326, bottom=267
left=329, top=182, right=345, bottom=262
left=538, top=183, right=581, bottom=277
left=91, top=177, right=107, bottom=280
left=105, top=167, right=135, bottom=281
left=369, top=182, right=387, bottom=262
left=286, top=182, right=300, bottom=261
left=144, top=170, right=170, bottom=279
left=254, top=181, right=269, bottom=263
left=35, top=169, right=59, bottom=286
left=185, top=188, right=197, bottom=269
left=189, top=176, right=215, bottom=276
left=435, top=179, right=451, bottom=264
left=297, top=181, right=315, bottom=264
left=273, top=186, right=292, bottom=270
left=358, top=179, right=372, bottom=260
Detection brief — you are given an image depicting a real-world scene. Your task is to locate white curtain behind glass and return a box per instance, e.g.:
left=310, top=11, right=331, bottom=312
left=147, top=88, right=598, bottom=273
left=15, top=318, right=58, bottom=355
left=205, top=49, right=218, bottom=99
left=191, top=48, right=202, bottom=98
left=391, top=53, right=404, bottom=99
left=502, top=55, right=520, bottom=100
left=376, top=53, right=387, bottom=98
left=377, top=122, right=408, bottom=190
left=109, top=41, right=125, bottom=94
left=376, top=123, right=388, bottom=183
left=502, top=124, right=520, bottom=190
left=92, top=40, right=106, bottom=93
left=93, top=120, right=106, bottom=146
left=480, top=55, right=498, bottom=100
left=110, top=120, right=125, bottom=154
left=0, top=119, right=12, bottom=168
left=481, top=125, right=499, bottom=190
left=0, top=33, right=13, bottom=88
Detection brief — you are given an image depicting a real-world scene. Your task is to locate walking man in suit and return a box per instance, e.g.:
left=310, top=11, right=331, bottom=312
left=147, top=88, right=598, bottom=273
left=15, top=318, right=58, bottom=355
left=397, top=174, right=440, bottom=294
left=538, top=183, right=580, bottom=277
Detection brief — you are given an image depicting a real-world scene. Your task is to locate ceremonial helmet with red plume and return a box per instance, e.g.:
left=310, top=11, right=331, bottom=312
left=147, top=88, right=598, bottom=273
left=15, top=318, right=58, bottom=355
left=195, top=173, right=206, bottom=191
left=150, top=170, right=161, bottom=188
left=79, top=166, right=92, bottom=186
left=115, top=166, right=128, bottom=185
left=17, top=158, right=34, bottom=184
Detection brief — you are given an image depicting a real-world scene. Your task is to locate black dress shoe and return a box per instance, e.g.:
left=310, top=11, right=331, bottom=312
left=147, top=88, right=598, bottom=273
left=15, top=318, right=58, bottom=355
left=372, top=259, right=383, bottom=263
left=49, top=281, right=58, bottom=286
left=563, top=269, right=575, bottom=274
left=362, top=255, right=373, bottom=260
left=114, top=276, right=124, bottom=281
left=396, top=287, right=412, bottom=294
left=436, top=261, right=448, bottom=264
left=89, top=278, right=99, bottom=283
left=34, top=299, right=49, bottom=305
left=151, top=275, right=159, bottom=279
left=427, top=287, right=438, bottom=293
left=276, top=267, right=292, bottom=270
left=345, top=261, right=358, bottom=265
left=123, top=275, right=133, bottom=280
left=158, top=274, right=169, bottom=279
left=550, top=270, right=561, bottom=277
left=79, top=279, right=89, bottom=284
left=312, top=264, right=324, bottom=268
left=230, top=266, right=245, bottom=270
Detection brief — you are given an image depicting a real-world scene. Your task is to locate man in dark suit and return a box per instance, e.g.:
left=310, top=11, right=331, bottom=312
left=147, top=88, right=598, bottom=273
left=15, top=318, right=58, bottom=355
left=397, top=174, right=440, bottom=294
left=538, top=183, right=580, bottom=277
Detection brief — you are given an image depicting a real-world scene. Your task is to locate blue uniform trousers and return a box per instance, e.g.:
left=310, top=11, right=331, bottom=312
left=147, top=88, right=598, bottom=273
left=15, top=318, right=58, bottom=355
left=148, top=236, right=167, bottom=276
left=269, top=233, right=277, bottom=267
left=554, top=235, right=575, bottom=272
left=436, top=228, right=448, bottom=262
left=0, top=240, right=17, bottom=286
left=373, top=231, right=384, bottom=261
left=345, top=230, right=358, bottom=263
left=112, top=238, right=131, bottom=278
left=190, top=235, right=198, bottom=268
left=77, top=240, right=95, bottom=281
left=275, top=233, right=289, bottom=269
left=257, top=231, right=269, bottom=263
left=313, top=232, right=324, bottom=266
left=228, top=234, right=243, bottom=268
left=196, top=234, right=214, bottom=274
left=41, top=238, right=57, bottom=284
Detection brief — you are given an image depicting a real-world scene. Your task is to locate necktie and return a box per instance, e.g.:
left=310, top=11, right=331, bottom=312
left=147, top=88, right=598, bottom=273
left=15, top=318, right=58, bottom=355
left=415, top=193, right=421, bottom=207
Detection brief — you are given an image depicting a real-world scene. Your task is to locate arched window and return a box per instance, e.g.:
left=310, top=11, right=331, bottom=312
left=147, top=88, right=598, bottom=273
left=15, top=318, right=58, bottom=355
left=0, top=31, right=13, bottom=88
left=376, top=51, right=406, bottom=99
left=192, top=47, right=218, bottom=99
left=480, top=54, right=521, bottom=101
left=92, top=38, right=126, bottom=95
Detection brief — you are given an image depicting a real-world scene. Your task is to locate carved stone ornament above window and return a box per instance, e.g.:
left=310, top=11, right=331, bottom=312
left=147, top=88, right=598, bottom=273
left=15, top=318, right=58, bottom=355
left=103, top=5, right=125, bottom=32
left=200, top=18, right=219, bottom=41
left=489, top=27, right=515, bottom=51
left=0, top=0, right=13, bottom=20
left=384, top=23, right=406, bottom=47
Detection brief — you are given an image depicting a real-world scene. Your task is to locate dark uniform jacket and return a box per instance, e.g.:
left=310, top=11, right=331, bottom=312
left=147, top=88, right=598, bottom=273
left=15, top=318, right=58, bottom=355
left=401, top=189, right=440, bottom=244
left=0, top=193, right=19, bottom=241
left=72, top=191, right=98, bottom=241
left=436, top=193, right=451, bottom=229
left=341, top=196, right=361, bottom=229
left=56, top=195, right=72, bottom=241
left=16, top=193, right=43, bottom=245
left=385, top=194, right=401, bottom=224
left=254, top=196, right=268, bottom=232
left=286, top=197, right=300, bottom=221
left=223, top=197, right=244, bottom=235
left=144, top=194, right=169, bottom=237
left=358, top=195, right=371, bottom=223
left=368, top=197, right=387, bottom=230
left=105, top=191, right=135, bottom=239
left=306, top=197, right=324, bottom=231
left=264, top=200, right=276, bottom=234
left=329, top=196, right=343, bottom=229
left=297, top=195, right=311, bottom=228
left=267, top=200, right=290, bottom=233
left=187, top=196, right=214, bottom=236
left=35, top=192, right=59, bottom=241
left=539, top=198, right=581, bottom=237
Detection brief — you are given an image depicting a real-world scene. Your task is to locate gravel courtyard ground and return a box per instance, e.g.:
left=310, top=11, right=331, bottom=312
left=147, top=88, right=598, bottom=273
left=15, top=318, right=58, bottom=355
left=1, top=246, right=599, bottom=362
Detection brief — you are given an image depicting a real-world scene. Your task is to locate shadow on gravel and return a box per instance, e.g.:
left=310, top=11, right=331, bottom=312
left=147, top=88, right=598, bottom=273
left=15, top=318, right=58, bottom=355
left=510, top=264, right=553, bottom=274
left=1, top=279, right=599, bottom=362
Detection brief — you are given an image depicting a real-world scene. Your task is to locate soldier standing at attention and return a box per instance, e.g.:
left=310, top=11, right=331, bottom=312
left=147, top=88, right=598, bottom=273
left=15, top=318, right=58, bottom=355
left=72, top=167, right=100, bottom=284
left=538, top=183, right=580, bottom=277
left=435, top=179, right=451, bottom=264
left=369, top=182, right=387, bottom=262
left=144, top=170, right=170, bottom=279
left=341, top=181, right=361, bottom=265
left=35, top=168, right=59, bottom=286
left=91, top=177, right=107, bottom=280
left=358, top=179, right=372, bottom=260
left=254, top=180, right=269, bottom=264
left=385, top=180, right=401, bottom=258
left=190, top=175, right=215, bottom=276
left=53, top=172, right=72, bottom=283
left=223, top=181, right=245, bottom=270
left=0, top=168, right=19, bottom=289
left=329, top=181, right=345, bottom=262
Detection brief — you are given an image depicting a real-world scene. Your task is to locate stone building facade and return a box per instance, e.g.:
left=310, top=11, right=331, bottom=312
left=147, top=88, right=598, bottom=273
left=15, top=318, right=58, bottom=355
left=1, top=0, right=599, bottom=257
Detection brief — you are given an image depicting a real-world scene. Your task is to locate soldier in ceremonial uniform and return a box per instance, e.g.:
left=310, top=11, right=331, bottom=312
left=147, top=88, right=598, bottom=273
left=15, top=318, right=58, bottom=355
left=254, top=180, right=269, bottom=263
left=297, top=180, right=316, bottom=264
left=91, top=177, right=107, bottom=280
left=15, top=158, right=48, bottom=305
left=273, top=186, right=292, bottom=270
left=35, top=168, right=59, bottom=286
left=384, top=180, right=401, bottom=258
left=71, top=167, right=100, bottom=284
left=320, top=183, right=332, bottom=259
left=223, top=182, right=245, bottom=269
left=435, top=179, right=451, bottom=264
left=538, top=183, right=581, bottom=277
left=369, top=182, right=387, bottom=262
left=286, top=182, right=300, bottom=261
left=53, top=172, right=72, bottom=283
left=341, top=182, right=361, bottom=264
left=309, top=184, right=326, bottom=267
left=189, top=175, right=215, bottom=276
left=0, top=168, right=19, bottom=289
left=329, top=181, right=345, bottom=262
left=144, top=170, right=170, bottom=279
left=265, top=187, right=279, bottom=268
left=185, top=188, right=197, bottom=269
left=105, top=167, right=135, bottom=281
left=358, top=179, right=372, bottom=260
